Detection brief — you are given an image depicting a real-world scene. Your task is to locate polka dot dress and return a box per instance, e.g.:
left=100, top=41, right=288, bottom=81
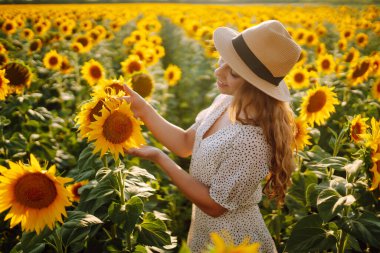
left=187, top=94, right=277, bottom=253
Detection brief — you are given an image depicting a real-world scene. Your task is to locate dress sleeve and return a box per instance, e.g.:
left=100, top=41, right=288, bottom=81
left=209, top=128, right=272, bottom=211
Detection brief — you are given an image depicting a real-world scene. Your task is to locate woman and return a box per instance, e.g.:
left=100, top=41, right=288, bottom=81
left=122, top=20, right=301, bottom=253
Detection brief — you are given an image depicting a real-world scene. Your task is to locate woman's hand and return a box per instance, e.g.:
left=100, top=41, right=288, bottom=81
left=125, top=146, right=165, bottom=164
left=121, top=84, right=149, bottom=121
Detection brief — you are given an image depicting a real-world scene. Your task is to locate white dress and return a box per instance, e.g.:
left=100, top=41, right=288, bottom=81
left=187, top=94, right=277, bottom=253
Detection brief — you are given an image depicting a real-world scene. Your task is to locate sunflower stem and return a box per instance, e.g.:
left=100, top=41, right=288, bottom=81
left=52, top=229, right=64, bottom=253
left=102, top=156, right=108, bottom=168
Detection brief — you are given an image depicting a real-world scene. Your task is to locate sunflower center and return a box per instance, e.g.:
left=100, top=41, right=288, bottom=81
left=168, top=71, right=174, bottom=80
left=321, top=59, right=330, bottom=70
left=89, top=100, right=104, bottom=122
left=351, top=123, right=361, bottom=140
left=30, top=41, right=39, bottom=51
left=103, top=111, right=133, bottom=144
left=77, top=37, right=89, bottom=47
left=358, top=37, right=364, bottom=43
left=344, top=31, right=351, bottom=38
left=4, top=62, right=31, bottom=87
left=90, top=66, right=102, bottom=79
left=294, top=73, right=305, bottom=83
left=109, top=83, right=124, bottom=94
left=345, top=52, right=354, bottom=62
left=131, top=73, right=153, bottom=98
left=15, top=173, right=57, bottom=209
left=128, top=61, right=142, bottom=74
left=5, top=24, right=13, bottom=31
left=0, top=54, right=7, bottom=66
left=376, top=82, right=380, bottom=93
left=307, top=90, right=327, bottom=113
left=307, top=35, right=314, bottom=43
left=352, top=61, right=370, bottom=79
left=72, top=184, right=82, bottom=198
left=49, top=56, right=58, bottom=66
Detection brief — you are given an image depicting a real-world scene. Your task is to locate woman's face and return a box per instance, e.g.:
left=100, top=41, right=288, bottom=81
left=214, top=58, right=246, bottom=95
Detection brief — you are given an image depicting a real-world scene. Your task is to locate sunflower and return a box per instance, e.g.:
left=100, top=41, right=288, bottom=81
left=0, top=43, right=7, bottom=54
left=28, top=39, right=43, bottom=54
left=209, top=231, right=260, bottom=253
left=75, top=94, right=107, bottom=139
left=340, top=27, right=355, bottom=41
left=369, top=151, right=380, bottom=191
left=1, top=19, right=17, bottom=35
left=371, top=78, right=380, bottom=101
left=87, top=100, right=146, bottom=160
left=73, top=34, right=93, bottom=53
left=300, top=84, right=339, bottom=126
left=121, top=55, right=145, bottom=76
left=67, top=180, right=89, bottom=202
left=81, top=59, right=105, bottom=86
left=337, top=38, right=347, bottom=52
left=70, top=42, right=84, bottom=53
left=342, top=47, right=360, bottom=64
left=0, top=52, right=9, bottom=67
left=154, top=45, right=165, bottom=59
left=60, top=56, right=74, bottom=74
left=130, top=30, right=147, bottom=43
left=94, top=76, right=127, bottom=96
left=130, top=72, right=154, bottom=98
left=316, top=54, right=336, bottom=75
left=3, top=62, right=32, bottom=94
left=293, top=117, right=312, bottom=151
left=370, top=54, right=380, bottom=77
left=347, top=57, right=372, bottom=86
left=164, top=64, right=182, bottom=87
left=144, top=48, right=159, bottom=67
left=80, top=20, right=93, bottom=31
left=316, top=43, right=326, bottom=56
left=350, top=115, right=368, bottom=143
left=43, top=50, right=63, bottom=70
left=21, top=28, right=34, bottom=40
left=286, top=66, right=310, bottom=90
left=148, top=35, right=163, bottom=46
left=304, top=31, right=319, bottom=47
left=356, top=33, right=368, bottom=48
left=0, top=154, right=73, bottom=234
left=0, top=69, right=10, bottom=100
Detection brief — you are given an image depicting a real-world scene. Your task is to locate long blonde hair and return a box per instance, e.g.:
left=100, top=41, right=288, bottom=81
left=229, top=82, right=296, bottom=205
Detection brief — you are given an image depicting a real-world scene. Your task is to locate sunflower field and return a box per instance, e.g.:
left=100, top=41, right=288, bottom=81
left=0, top=3, right=380, bottom=253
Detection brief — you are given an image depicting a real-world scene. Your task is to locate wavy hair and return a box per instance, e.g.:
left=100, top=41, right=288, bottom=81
left=229, top=82, right=296, bottom=205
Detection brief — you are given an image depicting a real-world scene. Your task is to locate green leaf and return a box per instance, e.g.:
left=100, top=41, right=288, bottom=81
left=306, top=145, right=331, bottom=161
left=85, top=175, right=115, bottom=201
left=76, top=144, right=103, bottom=172
left=125, top=196, right=144, bottom=236
left=137, top=212, right=171, bottom=247
left=63, top=211, right=103, bottom=228
left=127, top=166, right=156, bottom=180
left=309, top=156, right=349, bottom=171
left=133, top=245, right=147, bottom=253
left=15, top=227, right=52, bottom=252
left=317, top=188, right=342, bottom=222
left=338, top=211, right=380, bottom=249
left=285, top=214, right=337, bottom=252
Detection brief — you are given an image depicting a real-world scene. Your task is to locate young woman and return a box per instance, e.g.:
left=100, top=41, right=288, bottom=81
left=121, top=20, right=301, bottom=253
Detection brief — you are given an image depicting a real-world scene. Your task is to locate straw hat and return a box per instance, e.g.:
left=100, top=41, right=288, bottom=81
left=213, top=20, right=301, bottom=102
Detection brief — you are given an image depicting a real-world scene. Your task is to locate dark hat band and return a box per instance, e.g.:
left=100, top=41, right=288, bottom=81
left=232, top=34, right=284, bottom=86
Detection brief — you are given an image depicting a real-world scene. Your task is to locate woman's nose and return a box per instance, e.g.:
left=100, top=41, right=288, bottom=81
left=214, top=65, right=225, bottom=79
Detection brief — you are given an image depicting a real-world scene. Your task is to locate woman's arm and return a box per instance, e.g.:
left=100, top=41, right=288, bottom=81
left=122, top=85, right=195, bottom=157
left=127, top=146, right=227, bottom=217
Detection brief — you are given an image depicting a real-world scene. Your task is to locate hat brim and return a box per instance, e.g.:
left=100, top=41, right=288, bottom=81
left=213, top=27, right=291, bottom=102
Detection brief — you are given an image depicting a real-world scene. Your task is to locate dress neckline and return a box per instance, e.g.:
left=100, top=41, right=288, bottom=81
left=201, top=97, right=233, bottom=142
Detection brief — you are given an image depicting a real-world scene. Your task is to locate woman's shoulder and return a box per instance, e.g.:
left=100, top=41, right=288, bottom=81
left=233, top=124, right=269, bottom=148
left=211, top=94, right=232, bottom=107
